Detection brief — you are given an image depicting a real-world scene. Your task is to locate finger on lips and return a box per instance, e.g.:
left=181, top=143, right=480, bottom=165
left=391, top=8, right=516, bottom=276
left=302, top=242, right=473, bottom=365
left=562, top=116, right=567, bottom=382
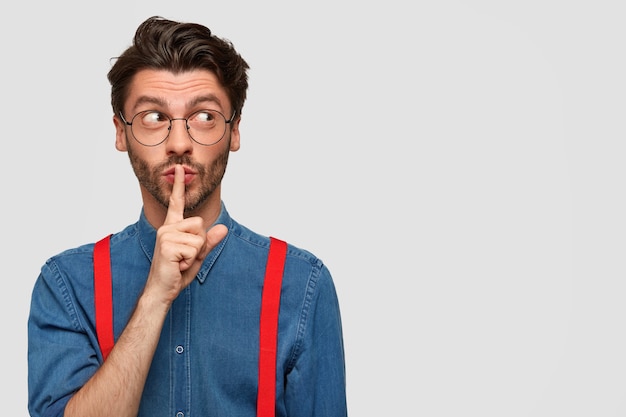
left=165, top=164, right=185, bottom=224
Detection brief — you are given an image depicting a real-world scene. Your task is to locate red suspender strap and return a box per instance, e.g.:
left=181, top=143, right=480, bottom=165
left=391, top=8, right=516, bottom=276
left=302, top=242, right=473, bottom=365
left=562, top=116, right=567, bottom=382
left=257, top=237, right=288, bottom=417
left=93, top=234, right=114, bottom=361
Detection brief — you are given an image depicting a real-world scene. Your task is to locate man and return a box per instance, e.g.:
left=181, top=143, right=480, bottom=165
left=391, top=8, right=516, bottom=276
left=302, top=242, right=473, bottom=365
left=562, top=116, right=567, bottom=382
left=28, top=16, right=347, bottom=417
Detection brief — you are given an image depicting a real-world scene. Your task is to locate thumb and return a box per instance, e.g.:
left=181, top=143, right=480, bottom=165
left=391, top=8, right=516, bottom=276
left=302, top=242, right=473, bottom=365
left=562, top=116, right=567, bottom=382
left=199, top=224, right=228, bottom=260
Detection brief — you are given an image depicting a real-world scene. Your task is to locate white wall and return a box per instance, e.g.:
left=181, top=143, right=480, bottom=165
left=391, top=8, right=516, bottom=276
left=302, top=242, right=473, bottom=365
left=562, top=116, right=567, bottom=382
left=5, top=1, right=626, bottom=415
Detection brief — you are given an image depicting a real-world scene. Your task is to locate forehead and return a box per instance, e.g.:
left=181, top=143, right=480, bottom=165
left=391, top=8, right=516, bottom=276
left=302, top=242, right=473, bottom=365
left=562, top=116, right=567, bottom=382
left=125, top=69, right=230, bottom=113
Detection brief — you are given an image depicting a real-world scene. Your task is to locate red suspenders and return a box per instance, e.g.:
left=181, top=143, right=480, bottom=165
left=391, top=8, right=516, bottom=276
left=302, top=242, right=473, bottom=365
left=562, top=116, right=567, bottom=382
left=257, top=237, right=287, bottom=417
left=93, top=235, right=114, bottom=362
left=93, top=234, right=287, bottom=417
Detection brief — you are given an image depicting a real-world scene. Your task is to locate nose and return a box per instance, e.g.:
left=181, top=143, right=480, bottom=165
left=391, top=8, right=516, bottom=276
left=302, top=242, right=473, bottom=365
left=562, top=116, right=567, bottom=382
left=165, top=117, right=193, bottom=155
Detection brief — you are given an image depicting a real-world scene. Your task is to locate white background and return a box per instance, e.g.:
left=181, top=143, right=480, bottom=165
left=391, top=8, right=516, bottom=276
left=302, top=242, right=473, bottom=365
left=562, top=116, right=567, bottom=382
left=3, top=1, right=626, bottom=415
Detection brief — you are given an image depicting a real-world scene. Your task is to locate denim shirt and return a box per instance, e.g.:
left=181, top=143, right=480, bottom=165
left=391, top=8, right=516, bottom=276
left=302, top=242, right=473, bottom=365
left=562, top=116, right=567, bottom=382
left=28, top=203, right=347, bottom=417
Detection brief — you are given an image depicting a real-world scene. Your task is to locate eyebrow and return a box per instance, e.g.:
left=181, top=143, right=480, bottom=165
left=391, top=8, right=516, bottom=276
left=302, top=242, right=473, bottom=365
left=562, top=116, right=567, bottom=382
left=132, top=94, right=225, bottom=113
left=190, top=94, right=224, bottom=109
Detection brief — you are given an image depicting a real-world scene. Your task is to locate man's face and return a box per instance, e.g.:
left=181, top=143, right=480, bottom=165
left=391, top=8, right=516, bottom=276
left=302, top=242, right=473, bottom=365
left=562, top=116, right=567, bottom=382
left=114, top=69, right=240, bottom=216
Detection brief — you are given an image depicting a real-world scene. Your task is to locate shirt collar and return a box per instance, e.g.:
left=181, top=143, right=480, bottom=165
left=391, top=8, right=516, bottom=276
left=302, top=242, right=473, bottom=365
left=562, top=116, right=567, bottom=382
left=136, top=201, right=234, bottom=284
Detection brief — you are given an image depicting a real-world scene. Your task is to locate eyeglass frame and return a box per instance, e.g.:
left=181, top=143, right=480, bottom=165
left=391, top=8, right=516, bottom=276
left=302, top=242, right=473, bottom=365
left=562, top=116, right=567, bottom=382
left=118, top=108, right=238, bottom=147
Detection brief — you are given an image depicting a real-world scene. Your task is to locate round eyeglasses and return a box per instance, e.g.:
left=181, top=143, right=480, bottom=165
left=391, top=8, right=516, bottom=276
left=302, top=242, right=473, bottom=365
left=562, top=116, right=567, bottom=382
left=119, top=109, right=237, bottom=146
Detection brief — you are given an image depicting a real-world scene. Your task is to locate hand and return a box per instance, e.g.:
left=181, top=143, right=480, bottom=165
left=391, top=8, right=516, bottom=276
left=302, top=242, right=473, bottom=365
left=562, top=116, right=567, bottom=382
left=146, top=164, right=227, bottom=305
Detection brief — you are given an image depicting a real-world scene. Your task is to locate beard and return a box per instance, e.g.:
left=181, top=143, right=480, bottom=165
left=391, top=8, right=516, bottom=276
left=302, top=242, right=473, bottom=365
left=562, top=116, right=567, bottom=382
left=126, top=138, right=230, bottom=215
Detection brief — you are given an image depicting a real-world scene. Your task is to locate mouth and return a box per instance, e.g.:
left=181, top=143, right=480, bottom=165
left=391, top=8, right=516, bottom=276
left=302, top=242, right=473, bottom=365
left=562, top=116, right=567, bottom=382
left=163, top=165, right=196, bottom=185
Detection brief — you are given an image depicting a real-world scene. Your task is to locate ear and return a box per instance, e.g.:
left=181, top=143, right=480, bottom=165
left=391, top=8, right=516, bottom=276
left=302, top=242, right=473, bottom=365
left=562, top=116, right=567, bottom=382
left=113, top=115, right=128, bottom=152
left=229, top=117, right=241, bottom=152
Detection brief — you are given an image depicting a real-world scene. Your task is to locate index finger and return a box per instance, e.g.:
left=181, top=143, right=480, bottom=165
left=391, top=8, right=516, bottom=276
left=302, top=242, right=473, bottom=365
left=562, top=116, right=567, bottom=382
left=165, top=164, right=185, bottom=224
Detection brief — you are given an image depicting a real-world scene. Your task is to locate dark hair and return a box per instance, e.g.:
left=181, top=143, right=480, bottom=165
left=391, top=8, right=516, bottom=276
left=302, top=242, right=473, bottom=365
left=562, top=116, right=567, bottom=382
left=108, top=16, right=249, bottom=119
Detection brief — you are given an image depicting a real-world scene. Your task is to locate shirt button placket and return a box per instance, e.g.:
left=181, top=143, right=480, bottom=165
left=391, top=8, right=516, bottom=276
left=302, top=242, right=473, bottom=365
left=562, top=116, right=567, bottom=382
left=174, top=344, right=185, bottom=415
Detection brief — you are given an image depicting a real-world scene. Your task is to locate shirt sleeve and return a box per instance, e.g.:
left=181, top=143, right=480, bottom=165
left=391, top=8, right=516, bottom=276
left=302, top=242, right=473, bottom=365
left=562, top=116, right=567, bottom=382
left=284, top=263, right=348, bottom=417
left=28, top=258, right=101, bottom=417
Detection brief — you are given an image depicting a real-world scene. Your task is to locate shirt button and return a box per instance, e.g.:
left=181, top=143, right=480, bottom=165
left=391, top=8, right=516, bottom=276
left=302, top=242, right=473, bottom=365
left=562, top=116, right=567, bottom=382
left=175, top=345, right=184, bottom=354
left=176, top=412, right=184, bottom=417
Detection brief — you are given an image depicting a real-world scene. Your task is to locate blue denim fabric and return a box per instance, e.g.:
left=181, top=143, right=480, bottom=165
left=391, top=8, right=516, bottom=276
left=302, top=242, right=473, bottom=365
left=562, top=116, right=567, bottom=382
left=28, top=203, right=347, bottom=417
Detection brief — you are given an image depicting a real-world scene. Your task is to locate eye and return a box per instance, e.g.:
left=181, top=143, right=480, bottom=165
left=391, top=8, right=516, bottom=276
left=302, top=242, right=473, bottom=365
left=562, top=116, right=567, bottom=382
left=140, top=111, right=168, bottom=125
left=191, top=111, right=217, bottom=123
